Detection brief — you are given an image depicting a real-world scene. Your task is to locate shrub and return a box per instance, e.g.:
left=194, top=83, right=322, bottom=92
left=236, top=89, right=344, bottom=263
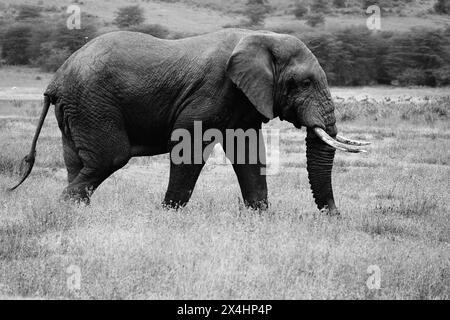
left=0, top=15, right=99, bottom=71
left=300, top=26, right=450, bottom=86
left=34, top=42, right=71, bottom=72
left=244, top=0, right=272, bottom=26
left=384, top=28, right=449, bottom=86
left=30, top=18, right=97, bottom=71
left=1, top=24, right=32, bottom=65
left=434, top=0, right=450, bottom=14
left=113, top=5, right=145, bottom=28
left=303, top=32, right=339, bottom=83
left=397, top=68, right=429, bottom=86
left=362, top=0, right=378, bottom=8
left=334, top=28, right=379, bottom=85
left=15, top=4, right=42, bottom=21
left=362, top=0, right=415, bottom=13
left=303, top=28, right=387, bottom=86
left=52, top=19, right=98, bottom=52
left=433, top=66, right=450, bottom=86
left=310, top=0, right=330, bottom=14
left=293, top=1, right=308, bottom=19
left=305, top=13, right=325, bottom=27
left=333, top=0, right=347, bottom=8
left=26, top=22, right=54, bottom=62
left=128, top=24, right=170, bottom=39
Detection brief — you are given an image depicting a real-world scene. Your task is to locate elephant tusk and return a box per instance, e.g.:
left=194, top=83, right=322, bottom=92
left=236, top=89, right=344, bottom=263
left=335, top=135, right=371, bottom=146
left=313, top=128, right=367, bottom=153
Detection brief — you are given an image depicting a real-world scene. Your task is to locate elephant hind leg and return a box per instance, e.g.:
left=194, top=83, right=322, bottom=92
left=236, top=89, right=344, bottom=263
left=61, top=127, right=131, bottom=204
left=62, top=166, right=119, bottom=204
left=62, top=167, right=104, bottom=204
left=62, top=149, right=130, bottom=204
left=62, top=134, right=83, bottom=184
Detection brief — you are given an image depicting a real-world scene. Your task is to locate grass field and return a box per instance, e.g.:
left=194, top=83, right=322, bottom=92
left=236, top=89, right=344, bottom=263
left=0, top=78, right=449, bottom=299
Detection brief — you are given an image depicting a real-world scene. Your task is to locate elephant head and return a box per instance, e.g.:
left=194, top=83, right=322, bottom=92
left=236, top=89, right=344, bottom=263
left=227, top=32, right=369, bottom=215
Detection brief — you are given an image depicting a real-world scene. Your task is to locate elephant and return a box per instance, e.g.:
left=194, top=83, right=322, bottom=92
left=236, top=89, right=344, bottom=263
left=10, top=29, right=369, bottom=214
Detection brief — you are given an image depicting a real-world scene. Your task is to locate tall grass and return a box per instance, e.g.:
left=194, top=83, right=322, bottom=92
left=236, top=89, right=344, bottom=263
left=0, top=94, right=449, bottom=299
left=335, top=96, right=449, bottom=124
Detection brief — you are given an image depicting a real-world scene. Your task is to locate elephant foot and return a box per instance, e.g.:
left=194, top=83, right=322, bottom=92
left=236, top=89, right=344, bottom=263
left=60, top=188, right=92, bottom=206
left=319, top=205, right=341, bottom=217
left=244, top=199, right=269, bottom=211
left=161, top=199, right=187, bottom=210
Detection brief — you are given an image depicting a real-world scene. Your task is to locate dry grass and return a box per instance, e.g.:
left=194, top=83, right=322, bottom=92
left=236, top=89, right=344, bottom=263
left=0, top=66, right=52, bottom=89
left=0, top=88, right=449, bottom=299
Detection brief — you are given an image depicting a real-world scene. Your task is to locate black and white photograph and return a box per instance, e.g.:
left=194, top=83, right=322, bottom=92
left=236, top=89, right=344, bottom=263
left=0, top=0, right=449, bottom=302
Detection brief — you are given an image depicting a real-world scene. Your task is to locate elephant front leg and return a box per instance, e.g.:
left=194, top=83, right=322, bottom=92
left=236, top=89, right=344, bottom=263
left=232, top=163, right=269, bottom=210
left=163, top=162, right=205, bottom=209
left=223, top=129, right=269, bottom=210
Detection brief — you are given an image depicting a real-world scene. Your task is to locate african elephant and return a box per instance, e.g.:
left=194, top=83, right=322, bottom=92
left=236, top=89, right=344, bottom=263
left=10, top=29, right=369, bottom=214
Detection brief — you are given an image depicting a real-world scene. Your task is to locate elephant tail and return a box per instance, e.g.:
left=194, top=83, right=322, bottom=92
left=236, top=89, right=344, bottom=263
left=9, top=95, right=51, bottom=191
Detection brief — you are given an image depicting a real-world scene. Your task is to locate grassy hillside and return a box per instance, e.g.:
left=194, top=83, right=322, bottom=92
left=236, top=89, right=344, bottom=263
left=0, top=0, right=447, bottom=34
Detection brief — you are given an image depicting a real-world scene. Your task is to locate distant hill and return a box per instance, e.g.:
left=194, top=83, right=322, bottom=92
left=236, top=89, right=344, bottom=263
left=0, top=0, right=448, bottom=34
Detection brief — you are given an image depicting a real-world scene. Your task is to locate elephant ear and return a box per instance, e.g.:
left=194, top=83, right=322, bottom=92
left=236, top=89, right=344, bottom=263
left=226, top=35, right=275, bottom=119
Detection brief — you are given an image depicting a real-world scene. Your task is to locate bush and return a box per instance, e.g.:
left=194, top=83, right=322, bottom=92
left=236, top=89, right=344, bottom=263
left=244, top=0, right=272, bottom=26
left=333, top=0, right=347, bottom=8
left=113, top=5, right=145, bottom=28
left=15, top=4, right=42, bottom=21
left=0, top=10, right=449, bottom=88
left=1, top=24, right=32, bottom=65
left=293, top=1, right=308, bottom=19
left=310, top=0, right=330, bottom=14
left=301, top=26, right=450, bottom=86
left=303, top=32, right=340, bottom=83
left=362, top=0, right=379, bottom=8
left=53, top=20, right=98, bottom=52
left=432, top=66, right=450, bottom=86
left=434, top=0, right=450, bottom=14
left=362, top=0, right=414, bottom=12
left=1, top=17, right=99, bottom=71
left=397, top=68, right=430, bottom=86
left=128, top=24, right=170, bottom=39
left=26, top=22, right=54, bottom=62
left=305, top=13, right=325, bottom=27
left=304, top=28, right=378, bottom=85
left=34, top=42, right=71, bottom=72
left=384, top=28, right=449, bottom=86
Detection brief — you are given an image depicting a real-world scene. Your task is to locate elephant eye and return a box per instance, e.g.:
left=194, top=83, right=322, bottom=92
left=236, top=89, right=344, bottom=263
left=286, top=77, right=311, bottom=92
left=286, top=77, right=297, bottom=92
left=301, top=79, right=312, bottom=88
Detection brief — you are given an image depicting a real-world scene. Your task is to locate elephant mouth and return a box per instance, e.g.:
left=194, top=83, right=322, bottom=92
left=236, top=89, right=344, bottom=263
left=312, top=127, right=370, bottom=153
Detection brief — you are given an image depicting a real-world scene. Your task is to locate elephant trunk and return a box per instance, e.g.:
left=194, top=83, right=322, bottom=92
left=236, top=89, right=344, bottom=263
left=305, top=126, right=338, bottom=215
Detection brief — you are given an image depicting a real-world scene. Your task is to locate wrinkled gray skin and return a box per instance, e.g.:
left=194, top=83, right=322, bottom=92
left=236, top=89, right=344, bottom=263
left=12, top=29, right=340, bottom=214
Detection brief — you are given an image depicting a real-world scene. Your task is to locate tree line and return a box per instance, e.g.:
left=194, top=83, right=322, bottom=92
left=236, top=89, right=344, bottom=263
left=301, top=27, right=450, bottom=86
left=1, top=4, right=449, bottom=87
